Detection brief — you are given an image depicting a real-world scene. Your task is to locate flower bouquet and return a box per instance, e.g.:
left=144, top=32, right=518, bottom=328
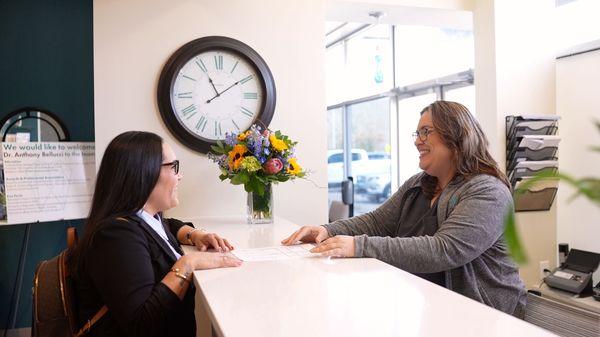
left=209, top=124, right=306, bottom=223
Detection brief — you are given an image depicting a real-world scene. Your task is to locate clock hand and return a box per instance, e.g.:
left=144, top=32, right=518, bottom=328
left=206, top=80, right=240, bottom=103
left=207, top=76, right=220, bottom=96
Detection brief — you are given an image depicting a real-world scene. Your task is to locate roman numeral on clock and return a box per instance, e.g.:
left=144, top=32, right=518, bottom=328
left=230, top=60, right=239, bottom=73
left=195, top=116, right=207, bottom=132
left=239, top=75, right=253, bottom=84
left=181, top=104, right=196, bottom=116
left=214, top=121, right=222, bottom=137
left=195, top=59, right=208, bottom=73
left=240, top=107, right=253, bottom=117
left=214, top=55, right=223, bottom=70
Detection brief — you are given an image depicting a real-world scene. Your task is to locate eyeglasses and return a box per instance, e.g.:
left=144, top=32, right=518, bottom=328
left=161, top=160, right=180, bottom=174
left=412, top=127, right=435, bottom=142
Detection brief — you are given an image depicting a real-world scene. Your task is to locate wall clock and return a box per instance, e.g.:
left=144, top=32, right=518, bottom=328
left=157, top=36, right=276, bottom=154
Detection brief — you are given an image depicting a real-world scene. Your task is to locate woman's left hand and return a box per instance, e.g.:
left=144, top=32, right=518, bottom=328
left=192, top=231, right=234, bottom=253
left=309, top=235, right=355, bottom=257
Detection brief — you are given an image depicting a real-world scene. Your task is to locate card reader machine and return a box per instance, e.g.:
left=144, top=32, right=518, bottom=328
left=544, top=249, right=600, bottom=296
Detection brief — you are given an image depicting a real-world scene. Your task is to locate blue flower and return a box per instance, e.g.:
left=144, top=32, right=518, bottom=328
left=224, top=132, right=238, bottom=146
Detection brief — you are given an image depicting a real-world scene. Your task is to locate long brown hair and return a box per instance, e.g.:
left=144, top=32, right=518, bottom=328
left=420, top=101, right=509, bottom=197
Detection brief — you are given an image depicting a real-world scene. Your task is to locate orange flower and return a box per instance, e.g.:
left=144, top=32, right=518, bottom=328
left=228, top=144, right=247, bottom=170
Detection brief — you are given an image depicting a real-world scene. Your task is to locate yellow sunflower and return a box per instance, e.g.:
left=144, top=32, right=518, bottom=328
left=287, top=158, right=302, bottom=175
left=269, top=134, right=288, bottom=152
left=238, top=131, right=250, bottom=141
left=228, top=144, right=247, bottom=170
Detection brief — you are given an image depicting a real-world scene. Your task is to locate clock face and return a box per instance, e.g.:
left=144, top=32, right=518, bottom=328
left=157, top=36, right=276, bottom=154
left=171, top=49, right=264, bottom=141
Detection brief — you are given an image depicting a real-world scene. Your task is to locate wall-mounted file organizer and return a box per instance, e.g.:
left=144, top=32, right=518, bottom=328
left=506, top=115, right=560, bottom=212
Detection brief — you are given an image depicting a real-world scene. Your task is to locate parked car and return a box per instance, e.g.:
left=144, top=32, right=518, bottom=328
left=356, top=171, right=392, bottom=202
left=327, top=149, right=369, bottom=187
left=328, top=149, right=392, bottom=202
left=356, top=152, right=392, bottom=202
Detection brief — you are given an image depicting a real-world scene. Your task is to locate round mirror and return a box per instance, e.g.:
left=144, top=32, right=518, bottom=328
left=0, top=107, right=70, bottom=142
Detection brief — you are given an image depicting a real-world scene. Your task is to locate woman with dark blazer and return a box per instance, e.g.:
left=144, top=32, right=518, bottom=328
left=70, top=131, right=242, bottom=337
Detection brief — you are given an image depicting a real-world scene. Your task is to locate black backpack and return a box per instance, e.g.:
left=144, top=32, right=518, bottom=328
left=32, top=227, right=107, bottom=337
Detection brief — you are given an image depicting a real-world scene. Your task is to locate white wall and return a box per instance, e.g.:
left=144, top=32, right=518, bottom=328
left=555, top=0, right=600, bottom=282
left=556, top=49, right=600, bottom=281
left=94, top=0, right=328, bottom=225
left=473, top=0, right=557, bottom=287
left=555, top=0, right=600, bottom=49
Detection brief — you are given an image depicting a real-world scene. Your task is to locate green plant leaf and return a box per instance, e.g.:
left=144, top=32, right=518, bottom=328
left=210, top=140, right=232, bottom=155
left=503, top=206, right=527, bottom=264
left=231, top=171, right=249, bottom=185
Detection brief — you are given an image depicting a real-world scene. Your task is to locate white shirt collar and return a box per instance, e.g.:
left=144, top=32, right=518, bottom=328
left=136, top=209, right=181, bottom=260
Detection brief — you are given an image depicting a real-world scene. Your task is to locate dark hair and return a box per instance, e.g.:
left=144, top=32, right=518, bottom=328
left=71, top=131, right=164, bottom=277
left=420, top=101, right=510, bottom=197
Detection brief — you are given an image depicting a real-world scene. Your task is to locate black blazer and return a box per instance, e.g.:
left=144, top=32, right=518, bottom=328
left=75, top=215, right=196, bottom=337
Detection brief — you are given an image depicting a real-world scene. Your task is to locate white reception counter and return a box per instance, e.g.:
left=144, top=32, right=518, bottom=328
left=182, top=216, right=555, bottom=337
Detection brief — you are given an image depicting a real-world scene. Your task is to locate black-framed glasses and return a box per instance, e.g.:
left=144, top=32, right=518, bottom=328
left=161, top=160, right=180, bottom=174
left=412, top=127, right=435, bottom=142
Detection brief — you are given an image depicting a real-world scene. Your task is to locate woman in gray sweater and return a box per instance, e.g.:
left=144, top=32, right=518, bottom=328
left=282, top=101, right=526, bottom=317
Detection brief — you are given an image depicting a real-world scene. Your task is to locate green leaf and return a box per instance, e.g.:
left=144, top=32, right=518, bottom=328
left=210, top=140, right=232, bottom=155
left=503, top=206, right=527, bottom=264
left=230, top=171, right=249, bottom=185
left=594, top=119, right=600, bottom=133
left=255, top=175, right=267, bottom=184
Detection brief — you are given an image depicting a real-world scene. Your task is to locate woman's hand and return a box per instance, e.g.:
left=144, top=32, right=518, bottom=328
left=281, top=225, right=329, bottom=245
left=182, top=251, right=242, bottom=270
left=166, top=252, right=241, bottom=299
left=192, top=231, right=234, bottom=252
left=309, top=235, right=355, bottom=257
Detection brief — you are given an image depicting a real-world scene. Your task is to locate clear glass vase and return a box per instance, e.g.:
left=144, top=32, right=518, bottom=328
left=247, top=184, right=273, bottom=224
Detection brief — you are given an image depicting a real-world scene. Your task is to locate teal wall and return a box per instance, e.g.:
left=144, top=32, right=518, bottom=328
left=0, top=0, right=94, bottom=328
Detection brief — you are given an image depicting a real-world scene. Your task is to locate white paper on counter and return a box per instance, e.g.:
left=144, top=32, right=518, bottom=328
left=232, top=243, right=318, bottom=261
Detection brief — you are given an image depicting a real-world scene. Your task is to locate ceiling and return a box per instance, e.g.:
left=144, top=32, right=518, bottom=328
left=326, top=2, right=473, bottom=30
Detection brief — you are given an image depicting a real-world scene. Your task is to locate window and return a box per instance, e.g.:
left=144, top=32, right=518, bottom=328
left=326, top=20, right=474, bottom=216
left=397, top=94, right=437, bottom=183
left=345, top=25, right=393, bottom=99
left=394, top=26, right=474, bottom=87
left=348, top=98, right=392, bottom=214
left=444, top=85, right=476, bottom=116
left=328, top=153, right=343, bottom=164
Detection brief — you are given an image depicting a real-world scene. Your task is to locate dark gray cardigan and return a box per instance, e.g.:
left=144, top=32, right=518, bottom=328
left=324, top=172, right=527, bottom=317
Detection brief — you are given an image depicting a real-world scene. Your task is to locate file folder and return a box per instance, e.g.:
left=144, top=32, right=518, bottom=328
left=513, top=177, right=559, bottom=212
left=505, top=115, right=559, bottom=212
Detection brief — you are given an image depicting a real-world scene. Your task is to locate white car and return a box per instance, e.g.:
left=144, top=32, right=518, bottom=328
left=327, top=149, right=369, bottom=187
left=328, top=150, right=392, bottom=202
left=356, top=152, right=392, bottom=202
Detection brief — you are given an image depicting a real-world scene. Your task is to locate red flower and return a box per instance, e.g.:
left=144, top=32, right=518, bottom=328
left=263, top=158, right=283, bottom=174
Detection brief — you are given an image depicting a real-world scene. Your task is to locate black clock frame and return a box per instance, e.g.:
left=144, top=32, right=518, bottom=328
left=157, top=36, right=276, bottom=154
